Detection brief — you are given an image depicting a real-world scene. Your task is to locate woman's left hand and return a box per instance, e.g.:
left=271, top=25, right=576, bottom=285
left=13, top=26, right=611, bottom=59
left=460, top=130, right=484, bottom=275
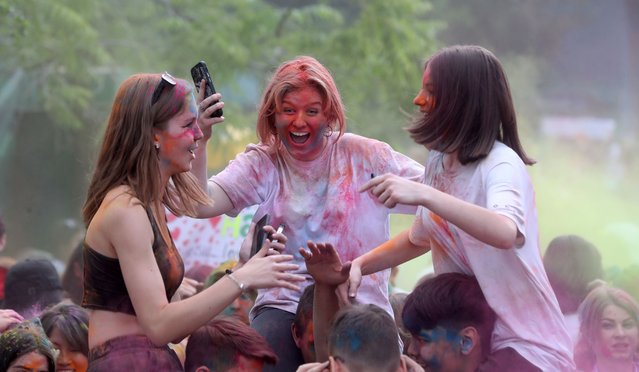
left=195, top=79, right=225, bottom=141
left=359, top=173, right=427, bottom=208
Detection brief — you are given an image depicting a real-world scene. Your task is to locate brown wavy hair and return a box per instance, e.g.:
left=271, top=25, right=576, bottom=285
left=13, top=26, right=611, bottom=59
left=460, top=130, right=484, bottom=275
left=82, top=73, right=210, bottom=225
left=256, top=56, right=346, bottom=147
left=407, top=45, right=534, bottom=166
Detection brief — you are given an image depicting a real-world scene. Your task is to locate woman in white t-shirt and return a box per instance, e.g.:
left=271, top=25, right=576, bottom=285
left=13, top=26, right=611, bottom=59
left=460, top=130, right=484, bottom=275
left=340, top=45, right=575, bottom=371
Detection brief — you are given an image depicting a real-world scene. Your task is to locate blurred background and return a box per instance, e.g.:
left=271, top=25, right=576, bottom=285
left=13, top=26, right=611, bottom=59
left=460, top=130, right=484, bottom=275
left=0, top=0, right=637, bottom=290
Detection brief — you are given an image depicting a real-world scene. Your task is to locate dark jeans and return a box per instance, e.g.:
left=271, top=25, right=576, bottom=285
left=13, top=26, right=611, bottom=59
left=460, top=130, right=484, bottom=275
left=477, top=347, right=542, bottom=372
left=251, top=307, right=305, bottom=372
left=88, top=334, right=183, bottom=372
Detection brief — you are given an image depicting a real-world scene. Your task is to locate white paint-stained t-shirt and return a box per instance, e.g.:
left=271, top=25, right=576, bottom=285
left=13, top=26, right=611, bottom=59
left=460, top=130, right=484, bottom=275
left=212, top=133, right=424, bottom=318
left=409, top=141, right=575, bottom=371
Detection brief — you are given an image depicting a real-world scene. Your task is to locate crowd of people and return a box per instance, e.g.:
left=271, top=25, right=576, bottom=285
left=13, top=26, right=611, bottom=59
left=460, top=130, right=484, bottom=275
left=0, top=45, right=637, bottom=372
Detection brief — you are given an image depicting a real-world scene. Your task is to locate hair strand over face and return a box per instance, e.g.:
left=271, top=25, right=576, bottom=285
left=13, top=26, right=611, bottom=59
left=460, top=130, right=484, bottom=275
left=407, top=45, right=534, bottom=166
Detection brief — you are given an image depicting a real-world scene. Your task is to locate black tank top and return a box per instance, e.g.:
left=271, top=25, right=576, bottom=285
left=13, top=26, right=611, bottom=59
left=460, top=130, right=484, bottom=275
left=82, top=206, right=184, bottom=315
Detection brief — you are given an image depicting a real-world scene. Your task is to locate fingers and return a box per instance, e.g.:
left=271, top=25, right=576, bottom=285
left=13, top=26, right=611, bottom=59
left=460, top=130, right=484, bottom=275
left=255, top=238, right=272, bottom=258
left=299, top=247, right=312, bottom=260
left=348, top=272, right=362, bottom=298
left=378, top=189, right=398, bottom=209
left=358, top=177, right=378, bottom=193
left=0, top=309, right=24, bottom=324
left=200, top=99, right=224, bottom=118
left=272, top=274, right=305, bottom=291
left=296, top=361, right=329, bottom=372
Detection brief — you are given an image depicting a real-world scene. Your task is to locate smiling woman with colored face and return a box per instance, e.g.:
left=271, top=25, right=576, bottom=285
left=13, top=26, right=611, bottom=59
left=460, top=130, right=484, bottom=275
left=575, top=282, right=639, bottom=372
left=192, top=56, right=424, bottom=370
left=0, top=319, right=56, bottom=372
left=80, top=72, right=304, bottom=371
left=40, top=302, right=90, bottom=372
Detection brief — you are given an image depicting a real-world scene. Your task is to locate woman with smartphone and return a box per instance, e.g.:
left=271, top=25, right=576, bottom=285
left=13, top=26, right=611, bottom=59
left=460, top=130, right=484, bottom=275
left=193, top=56, right=424, bottom=370
left=81, top=73, right=304, bottom=370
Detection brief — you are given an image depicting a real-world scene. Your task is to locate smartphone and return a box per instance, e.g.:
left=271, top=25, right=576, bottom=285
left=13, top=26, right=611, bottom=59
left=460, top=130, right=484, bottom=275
left=190, top=61, right=223, bottom=118
left=250, top=214, right=269, bottom=258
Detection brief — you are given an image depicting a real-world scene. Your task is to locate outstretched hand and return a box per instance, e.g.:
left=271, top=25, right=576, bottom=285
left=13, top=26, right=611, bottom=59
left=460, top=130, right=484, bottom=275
left=239, top=223, right=287, bottom=264
left=299, top=242, right=351, bottom=287
left=236, top=234, right=305, bottom=291
left=359, top=173, right=426, bottom=209
left=195, top=79, right=225, bottom=141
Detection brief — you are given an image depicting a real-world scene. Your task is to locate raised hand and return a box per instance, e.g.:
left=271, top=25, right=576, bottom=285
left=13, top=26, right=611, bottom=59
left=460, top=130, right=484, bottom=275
left=359, top=173, right=426, bottom=209
left=299, top=242, right=350, bottom=286
left=195, top=79, right=225, bottom=141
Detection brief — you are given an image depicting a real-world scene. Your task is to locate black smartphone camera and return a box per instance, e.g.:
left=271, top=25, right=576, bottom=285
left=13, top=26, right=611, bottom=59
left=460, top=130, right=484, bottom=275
left=190, top=61, right=223, bottom=118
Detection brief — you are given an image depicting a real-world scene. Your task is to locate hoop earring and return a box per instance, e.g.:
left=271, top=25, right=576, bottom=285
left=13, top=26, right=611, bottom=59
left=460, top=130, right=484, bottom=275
left=324, top=126, right=333, bottom=138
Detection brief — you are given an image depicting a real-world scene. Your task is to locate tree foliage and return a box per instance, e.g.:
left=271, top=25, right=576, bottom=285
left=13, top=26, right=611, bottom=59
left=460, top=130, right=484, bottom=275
left=0, top=0, right=440, bottom=255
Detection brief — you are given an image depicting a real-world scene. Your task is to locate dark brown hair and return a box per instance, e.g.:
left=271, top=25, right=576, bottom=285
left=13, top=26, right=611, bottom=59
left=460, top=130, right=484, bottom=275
left=82, top=74, right=210, bottom=225
left=407, top=45, right=534, bottom=165
left=403, top=272, right=496, bottom=358
left=184, top=317, right=277, bottom=371
left=40, top=301, right=90, bottom=357
left=543, top=235, right=603, bottom=313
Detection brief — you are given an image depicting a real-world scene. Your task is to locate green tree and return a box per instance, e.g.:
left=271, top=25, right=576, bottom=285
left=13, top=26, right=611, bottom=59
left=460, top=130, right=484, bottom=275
left=0, top=0, right=440, bottom=257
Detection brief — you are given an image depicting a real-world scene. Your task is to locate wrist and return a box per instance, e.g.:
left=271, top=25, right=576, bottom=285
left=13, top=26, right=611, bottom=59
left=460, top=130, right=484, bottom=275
left=225, top=269, right=246, bottom=292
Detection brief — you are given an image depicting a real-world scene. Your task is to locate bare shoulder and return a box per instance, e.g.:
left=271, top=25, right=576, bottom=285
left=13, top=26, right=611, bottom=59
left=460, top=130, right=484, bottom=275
left=86, top=186, right=151, bottom=256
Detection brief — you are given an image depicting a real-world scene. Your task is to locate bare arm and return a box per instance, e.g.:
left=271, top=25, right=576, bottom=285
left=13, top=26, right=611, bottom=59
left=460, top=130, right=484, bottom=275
left=336, top=230, right=430, bottom=303
left=361, top=174, right=520, bottom=249
left=299, top=242, right=351, bottom=362
left=191, top=80, right=235, bottom=218
left=106, top=202, right=304, bottom=346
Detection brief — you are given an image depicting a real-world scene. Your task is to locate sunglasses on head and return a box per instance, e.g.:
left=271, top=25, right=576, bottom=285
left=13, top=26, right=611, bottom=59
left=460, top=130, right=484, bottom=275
left=151, top=72, right=177, bottom=106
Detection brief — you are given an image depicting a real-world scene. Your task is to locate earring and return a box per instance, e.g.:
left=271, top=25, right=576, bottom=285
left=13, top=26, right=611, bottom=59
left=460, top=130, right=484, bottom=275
left=154, top=143, right=160, bottom=149
left=324, top=126, right=333, bottom=138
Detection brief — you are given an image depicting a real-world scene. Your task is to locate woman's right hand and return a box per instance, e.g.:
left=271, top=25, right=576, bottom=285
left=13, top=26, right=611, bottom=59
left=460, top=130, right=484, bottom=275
left=336, top=259, right=363, bottom=305
left=234, top=238, right=305, bottom=291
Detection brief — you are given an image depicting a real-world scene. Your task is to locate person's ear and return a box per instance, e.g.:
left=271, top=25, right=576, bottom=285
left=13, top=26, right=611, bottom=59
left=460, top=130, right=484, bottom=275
left=291, top=323, right=302, bottom=348
left=459, top=326, right=480, bottom=355
left=195, top=366, right=211, bottom=372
